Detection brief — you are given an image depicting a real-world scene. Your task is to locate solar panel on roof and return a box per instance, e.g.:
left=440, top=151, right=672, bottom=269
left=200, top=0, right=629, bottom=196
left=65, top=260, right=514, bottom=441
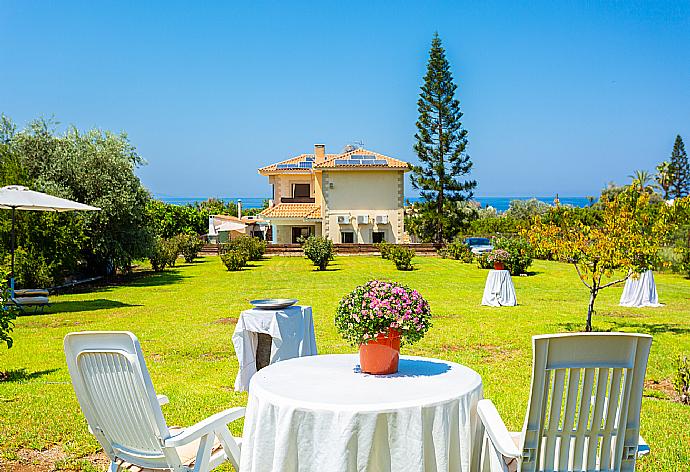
left=334, top=159, right=350, bottom=165
left=372, top=159, right=388, bottom=165
left=277, top=163, right=299, bottom=169
left=347, top=159, right=362, bottom=165
left=360, top=159, right=376, bottom=164
left=357, top=154, right=375, bottom=160
left=305, top=156, right=315, bottom=161
left=299, top=161, right=313, bottom=168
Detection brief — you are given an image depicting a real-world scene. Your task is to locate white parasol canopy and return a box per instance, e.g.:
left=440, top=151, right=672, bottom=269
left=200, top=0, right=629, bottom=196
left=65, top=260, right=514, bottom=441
left=0, top=185, right=100, bottom=212
left=0, top=185, right=101, bottom=291
left=217, top=221, right=246, bottom=232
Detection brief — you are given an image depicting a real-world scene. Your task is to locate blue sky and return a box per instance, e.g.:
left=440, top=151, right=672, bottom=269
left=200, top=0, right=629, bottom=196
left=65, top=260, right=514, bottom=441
left=2, top=1, right=689, bottom=198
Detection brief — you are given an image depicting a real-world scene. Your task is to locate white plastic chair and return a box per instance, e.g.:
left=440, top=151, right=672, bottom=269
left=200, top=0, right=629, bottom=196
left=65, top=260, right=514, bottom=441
left=478, top=333, right=652, bottom=472
left=64, top=331, right=244, bottom=472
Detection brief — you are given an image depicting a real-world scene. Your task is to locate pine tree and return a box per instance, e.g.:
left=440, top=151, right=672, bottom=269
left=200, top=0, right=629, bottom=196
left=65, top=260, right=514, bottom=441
left=410, top=33, right=476, bottom=242
left=669, top=135, right=689, bottom=199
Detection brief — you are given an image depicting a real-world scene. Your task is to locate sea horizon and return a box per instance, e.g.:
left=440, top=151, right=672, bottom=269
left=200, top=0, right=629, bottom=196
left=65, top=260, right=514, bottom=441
left=157, top=195, right=592, bottom=213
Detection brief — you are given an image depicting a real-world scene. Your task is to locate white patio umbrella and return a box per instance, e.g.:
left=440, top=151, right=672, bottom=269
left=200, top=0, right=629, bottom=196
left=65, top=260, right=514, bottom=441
left=0, top=185, right=100, bottom=290
left=217, top=220, right=247, bottom=233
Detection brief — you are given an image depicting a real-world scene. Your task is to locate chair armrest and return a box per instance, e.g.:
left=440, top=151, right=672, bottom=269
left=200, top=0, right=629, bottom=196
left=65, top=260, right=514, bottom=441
left=477, top=399, right=521, bottom=458
left=164, top=407, right=245, bottom=447
left=157, top=394, right=169, bottom=406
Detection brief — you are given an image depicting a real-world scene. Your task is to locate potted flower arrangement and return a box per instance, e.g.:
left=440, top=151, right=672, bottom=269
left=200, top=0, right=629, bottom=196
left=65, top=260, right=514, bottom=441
left=487, top=249, right=510, bottom=271
left=335, top=280, right=431, bottom=375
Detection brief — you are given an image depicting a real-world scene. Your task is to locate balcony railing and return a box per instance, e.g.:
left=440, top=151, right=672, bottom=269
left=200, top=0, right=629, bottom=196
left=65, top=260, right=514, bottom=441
left=280, top=197, right=315, bottom=203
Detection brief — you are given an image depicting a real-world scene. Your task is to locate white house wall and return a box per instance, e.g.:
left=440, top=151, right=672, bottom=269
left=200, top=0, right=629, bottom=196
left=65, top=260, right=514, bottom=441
left=322, top=170, right=405, bottom=243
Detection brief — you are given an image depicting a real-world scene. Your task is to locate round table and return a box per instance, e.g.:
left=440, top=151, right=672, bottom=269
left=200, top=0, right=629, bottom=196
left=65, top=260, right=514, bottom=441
left=240, top=354, right=483, bottom=472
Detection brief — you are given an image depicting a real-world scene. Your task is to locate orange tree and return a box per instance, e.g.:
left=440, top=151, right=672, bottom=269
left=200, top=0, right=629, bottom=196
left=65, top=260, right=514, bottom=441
left=523, top=189, right=670, bottom=331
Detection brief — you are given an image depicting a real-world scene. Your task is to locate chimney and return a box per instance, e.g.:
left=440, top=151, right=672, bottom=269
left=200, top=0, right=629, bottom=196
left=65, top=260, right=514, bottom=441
left=237, top=199, right=242, bottom=219
left=314, top=144, right=326, bottom=163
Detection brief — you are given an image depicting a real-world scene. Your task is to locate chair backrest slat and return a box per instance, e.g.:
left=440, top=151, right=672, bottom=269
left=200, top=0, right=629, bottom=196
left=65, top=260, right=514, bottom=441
left=557, top=368, right=581, bottom=470
left=65, top=332, right=178, bottom=469
left=521, top=333, right=652, bottom=472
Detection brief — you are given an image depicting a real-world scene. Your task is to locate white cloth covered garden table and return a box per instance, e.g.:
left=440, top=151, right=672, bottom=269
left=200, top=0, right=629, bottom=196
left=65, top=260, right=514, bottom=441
left=232, top=305, right=317, bottom=391
left=481, top=269, right=517, bottom=307
left=240, top=354, right=484, bottom=472
left=620, top=270, right=663, bottom=308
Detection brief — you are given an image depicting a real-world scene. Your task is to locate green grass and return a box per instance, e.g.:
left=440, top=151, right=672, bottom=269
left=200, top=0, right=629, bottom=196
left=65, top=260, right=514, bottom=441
left=1, top=256, right=689, bottom=470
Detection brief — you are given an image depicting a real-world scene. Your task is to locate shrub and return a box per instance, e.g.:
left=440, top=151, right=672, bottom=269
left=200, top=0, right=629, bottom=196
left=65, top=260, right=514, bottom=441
left=0, top=266, right=18, bottom=348
left=335, top=280, right=432, bottom=346
left=177, top=234, right=204, bottom=263
left=13, top=247, right=53, bottom=288
left=163, top=237, right=181, bottom=267
left=674, top=355, right=690, bottom=405
left=494, top=237, right=534, bottom=275
left=390, top=246, right=415, bottom=271
left=476, top=252, right=493, bottom=269
left=439, top=240, right=474, bottom=262
left=302, top=236, right=334, bottom=270
left=376, top=242, right=394, bottom=260
left=149, top=237, right=170, bottom=272
left=222, top=236, right=266, bottom=261
left=221, top=251, right=247, bottom=271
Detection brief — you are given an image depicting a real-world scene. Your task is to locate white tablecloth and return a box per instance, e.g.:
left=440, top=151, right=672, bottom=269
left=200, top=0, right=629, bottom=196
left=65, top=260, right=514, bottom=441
left=240, top=354, right=483, bottom=472
left=620, top=270, right=663, bottom=308
left=481, top=269, right=517, bottom=307
left=232, top=305, right=317, bottom=391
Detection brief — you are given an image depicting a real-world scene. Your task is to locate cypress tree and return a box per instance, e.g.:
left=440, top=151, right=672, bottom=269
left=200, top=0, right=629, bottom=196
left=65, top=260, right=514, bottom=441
left=669, top=134, right=689, bottom=199
left=410, top=33, right=476, bottom=242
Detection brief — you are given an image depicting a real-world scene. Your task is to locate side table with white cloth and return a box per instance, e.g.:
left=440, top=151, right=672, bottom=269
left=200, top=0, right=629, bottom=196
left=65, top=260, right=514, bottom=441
left=240, top=354, right=484, bottom=472
left=620, top=269, right=663, bottom=308
left=232, top=305, right=317, bottom=391
left=481, top=269, right=517, bottom=307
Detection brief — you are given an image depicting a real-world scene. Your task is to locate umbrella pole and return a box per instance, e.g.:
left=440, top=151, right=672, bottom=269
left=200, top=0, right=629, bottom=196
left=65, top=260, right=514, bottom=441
left=10, top=207, right=15, bottom=296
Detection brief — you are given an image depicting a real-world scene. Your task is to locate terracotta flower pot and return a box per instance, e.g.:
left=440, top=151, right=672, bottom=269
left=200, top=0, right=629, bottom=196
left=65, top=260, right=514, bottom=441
left=493, top=261, right=505, bottom=271
left=359, top=328, right=401, bottom=375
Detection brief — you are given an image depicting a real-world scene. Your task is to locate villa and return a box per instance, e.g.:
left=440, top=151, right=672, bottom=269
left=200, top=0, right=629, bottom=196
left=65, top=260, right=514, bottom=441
left=259, top=144, right=409, bottom=244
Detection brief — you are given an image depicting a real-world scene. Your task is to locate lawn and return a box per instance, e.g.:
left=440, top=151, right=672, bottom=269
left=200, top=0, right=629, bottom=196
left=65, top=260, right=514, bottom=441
left=1, top=255, right=689, bottom=471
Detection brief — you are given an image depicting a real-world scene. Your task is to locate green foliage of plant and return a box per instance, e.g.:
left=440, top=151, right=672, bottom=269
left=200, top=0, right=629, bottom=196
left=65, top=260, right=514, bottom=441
left=504, top=198, right=551, bottom=221
left=177, top=234, right=204, bottom=263
left=0, top=115, right=152, bottom=277
left=376, top=242, right=394, bottom=260
left=405, top=200, right=478, bottom=243
left=11, top=247, right=53, bottom=288
left=301, top=236, right=334, bottom=271
left=221, top=236, right=266, bottom=261
left=669, top=135, right=689, bottom=199
left=673, top=355, right=690, bottom=405
left=525, top=189, right=673, bottom=331
left=0, top=266, right=17, bottom=349
left=389, top=246, right=415, bottom=271
left=148, top=237, right=176, bottom=272
left=494, top=237, right=534, bottom=275
left=146, top=200, right=207, bottom=238
left=476, top=252, right=493, bottom=269
left=439, top=240, right=474, bottom=262
left=467, top=212, right=520, bottom=236
left=408, top=34, right=476, bottom=243
left=221, top=251, right=247, bottom=271
left=335, top=280, right=432, bottom=346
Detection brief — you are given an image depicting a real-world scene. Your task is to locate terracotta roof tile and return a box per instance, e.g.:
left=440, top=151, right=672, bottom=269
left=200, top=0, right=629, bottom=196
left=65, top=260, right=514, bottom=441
left=259, top=203, right=321, bottom=219
left=315, top=148, right=409, bottom=169
left=258, top=148, right=408, bottom=174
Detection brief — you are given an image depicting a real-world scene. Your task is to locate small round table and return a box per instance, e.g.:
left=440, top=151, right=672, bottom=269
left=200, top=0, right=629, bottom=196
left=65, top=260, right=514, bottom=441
left=481, top=269, right=517, bottom=306
left=240, top=354, right=483, bottom=472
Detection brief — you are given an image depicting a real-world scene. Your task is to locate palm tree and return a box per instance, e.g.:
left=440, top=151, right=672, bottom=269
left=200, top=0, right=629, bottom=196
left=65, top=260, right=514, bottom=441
left=655, top=161, right=674, bottom=200
left=628, top=170, right=654, bottom=193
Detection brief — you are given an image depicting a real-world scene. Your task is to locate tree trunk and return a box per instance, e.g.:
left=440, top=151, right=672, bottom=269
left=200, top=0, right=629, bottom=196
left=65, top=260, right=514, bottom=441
left=586, top=288, right=597, bottom=332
